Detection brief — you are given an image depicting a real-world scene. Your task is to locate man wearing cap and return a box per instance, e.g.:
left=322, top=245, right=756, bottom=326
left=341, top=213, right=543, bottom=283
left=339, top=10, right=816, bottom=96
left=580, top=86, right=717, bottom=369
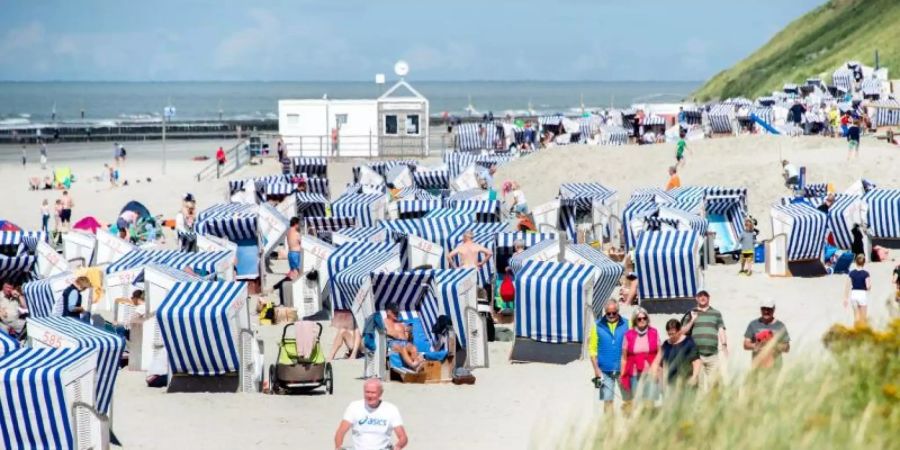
left=681, top=290, right=727, bottom=391
left=743, top=299, right=790, bottom=369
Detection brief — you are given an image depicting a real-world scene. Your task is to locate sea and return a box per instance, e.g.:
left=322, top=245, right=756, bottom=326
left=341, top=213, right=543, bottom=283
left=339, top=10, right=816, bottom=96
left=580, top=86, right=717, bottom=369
left=0, top=81, right=699, bottom=125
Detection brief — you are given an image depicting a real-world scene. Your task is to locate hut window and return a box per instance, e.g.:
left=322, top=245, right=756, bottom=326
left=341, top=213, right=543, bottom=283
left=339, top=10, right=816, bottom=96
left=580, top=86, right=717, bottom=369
left=286, top=114, right=299, bottom=125
left=385, top=115, right=398, bottom=135
left=406, top=115, right=420, bottom=135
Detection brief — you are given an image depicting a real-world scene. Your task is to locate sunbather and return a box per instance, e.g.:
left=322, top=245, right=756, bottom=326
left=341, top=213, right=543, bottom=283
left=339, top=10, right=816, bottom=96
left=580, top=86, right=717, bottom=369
left=384, top=303, right=424, bottom=371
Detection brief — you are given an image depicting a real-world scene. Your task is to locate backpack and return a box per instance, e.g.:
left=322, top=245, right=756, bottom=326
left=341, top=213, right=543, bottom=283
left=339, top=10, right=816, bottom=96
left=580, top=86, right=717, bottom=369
left=499, top=273, right=515, bottom=302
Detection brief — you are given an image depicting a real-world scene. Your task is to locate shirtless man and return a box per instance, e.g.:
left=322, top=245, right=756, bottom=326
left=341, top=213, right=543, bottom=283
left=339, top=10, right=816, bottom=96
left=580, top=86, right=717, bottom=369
left=447, top=230, right=493, bottom=269
left=384, top=303, right=424, bottom=371
left=287, top=217, right=302, bottom=279
left=60, top=190, right=73, bottom=232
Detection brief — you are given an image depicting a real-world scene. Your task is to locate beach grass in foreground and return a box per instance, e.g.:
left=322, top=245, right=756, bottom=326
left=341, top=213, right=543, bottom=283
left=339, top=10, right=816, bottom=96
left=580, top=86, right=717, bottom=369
left=563, top=319, right=900, bottom=450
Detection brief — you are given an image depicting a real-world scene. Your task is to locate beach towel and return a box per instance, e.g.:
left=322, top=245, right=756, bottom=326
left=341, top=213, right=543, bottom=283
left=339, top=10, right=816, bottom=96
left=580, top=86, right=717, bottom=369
left=293, top=321, right=319, bottom=360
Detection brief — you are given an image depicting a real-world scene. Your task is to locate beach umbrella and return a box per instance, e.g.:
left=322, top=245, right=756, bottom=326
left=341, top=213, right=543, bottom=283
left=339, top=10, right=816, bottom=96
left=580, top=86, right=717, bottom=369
left=514, top=119, right=525, bottom=128
left=73, top=216, right=103, bottom=233
left=0, top=220, right=21, bottom=232
left=120, top=201, right=151, bottom=219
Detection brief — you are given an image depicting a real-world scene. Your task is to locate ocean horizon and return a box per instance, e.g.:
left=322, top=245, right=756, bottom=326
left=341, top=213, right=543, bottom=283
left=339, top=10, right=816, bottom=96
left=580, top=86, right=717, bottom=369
left=0, top=80, right=700, bottom=125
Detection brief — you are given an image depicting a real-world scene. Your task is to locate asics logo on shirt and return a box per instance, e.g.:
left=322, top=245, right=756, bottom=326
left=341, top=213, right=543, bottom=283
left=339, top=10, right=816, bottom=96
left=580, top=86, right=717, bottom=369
left=358, top=417, right=388, bottom=427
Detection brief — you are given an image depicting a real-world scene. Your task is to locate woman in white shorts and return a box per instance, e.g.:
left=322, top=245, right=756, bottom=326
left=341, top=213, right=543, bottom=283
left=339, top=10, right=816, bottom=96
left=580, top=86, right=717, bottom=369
left=844, top=254, right=871, bottom=324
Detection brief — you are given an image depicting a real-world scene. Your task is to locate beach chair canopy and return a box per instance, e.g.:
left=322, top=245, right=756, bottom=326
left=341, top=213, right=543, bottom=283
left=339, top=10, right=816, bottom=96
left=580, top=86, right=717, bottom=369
left=771, top=203, right=827, bottom=261
left=332, top=226, right=389, bottom=245
left=566, top=243, right=625, bottom=311
left=195, top=203, right=259, bottom=241
left=371, top=270, right=444, bottom=350
left=864, top=189, right=900, bottom=239
left=29, top=317, right=124, bottom=415
left=443, top=151, right=515, bottom=178
left=332, top=249, right=400, bottom=311
left=396, top=199, right=442, bottom=218
left=428, top=268, right=478, bottom=348
left=514, top=260, right=595, bottom=344
left=0, top=231, right=48, bottom=256
left=0, top=347, right=99, bottom=450
left=292, top=157, right=328, bottom=177
left=456, top=122, right=499, bottom=152
left=332, top=192, right=385, bottom=228
left=444, top=199, right=501, bottom=222
left=105, top=249, right=231, bottom=275
left=394, top=188, right=437, bottom=201
left=0, top=255, right=35, bottom=284
left=413, top=169, right=449, bottom=190
left=826, top=195, right=866, bottom=250
left=327, top=242, right=399, bottom=310
left=634, top=230, right=702, bottom=300
left=295, top=192, right=329, bottom=217
left=0, top=330, right=17, bottom=354
left=622, top=201, right=659, bottom=251
left=629, top=188, right=676, bottom=205
left=22, top=271, right=73, bottom=318
left=156, top=281, right=247, bottom=376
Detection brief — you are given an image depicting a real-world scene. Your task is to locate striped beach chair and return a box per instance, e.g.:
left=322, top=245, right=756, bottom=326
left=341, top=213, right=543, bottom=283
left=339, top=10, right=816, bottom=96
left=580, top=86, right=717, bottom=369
left=22, top=271, right=75, bottom=319
left=156, top=281, right=262, bottom=393
left=27, top=317, right=125, bottom=416
left=634, top=230, right=703, bottom=312
left=0, top=347, right=107, bottom=450
left=332, top=192, right=387, bottom=228
left=864, top=189, right=900, bottom=240
left=511, top=260, right=596, bottom=364
left=770, top=203, right=827, bottom=262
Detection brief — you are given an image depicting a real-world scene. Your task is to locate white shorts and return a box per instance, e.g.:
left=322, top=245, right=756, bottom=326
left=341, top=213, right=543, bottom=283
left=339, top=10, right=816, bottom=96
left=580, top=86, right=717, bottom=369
left=849, top=290, right=868, bottom=307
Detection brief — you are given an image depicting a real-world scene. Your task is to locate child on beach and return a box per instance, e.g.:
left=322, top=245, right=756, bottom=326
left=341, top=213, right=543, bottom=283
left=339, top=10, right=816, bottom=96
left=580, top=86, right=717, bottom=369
left=41, top=199, right=50, bottom=232
left=676, top=133, right=687, bottom=167
left=739, top=219, right=756, bottom=275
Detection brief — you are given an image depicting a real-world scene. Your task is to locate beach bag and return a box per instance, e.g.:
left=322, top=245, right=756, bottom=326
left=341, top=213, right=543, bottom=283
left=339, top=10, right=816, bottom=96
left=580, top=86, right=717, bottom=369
left=499, top=273, right=515, bottom=302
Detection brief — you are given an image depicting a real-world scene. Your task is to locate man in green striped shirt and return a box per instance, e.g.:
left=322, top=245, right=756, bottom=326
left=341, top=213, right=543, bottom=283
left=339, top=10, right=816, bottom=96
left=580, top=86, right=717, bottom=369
left=681, top=290, right=728, bottom=391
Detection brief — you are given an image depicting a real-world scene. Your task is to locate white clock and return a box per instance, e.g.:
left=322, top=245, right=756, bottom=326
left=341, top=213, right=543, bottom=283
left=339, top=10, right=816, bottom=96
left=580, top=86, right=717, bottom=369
left=394, top=60, right=409, bottom=77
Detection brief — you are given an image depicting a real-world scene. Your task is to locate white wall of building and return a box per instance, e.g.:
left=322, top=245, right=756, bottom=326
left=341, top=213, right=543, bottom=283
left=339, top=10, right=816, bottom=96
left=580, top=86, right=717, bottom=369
left=278, top=99, right=379, bottom=157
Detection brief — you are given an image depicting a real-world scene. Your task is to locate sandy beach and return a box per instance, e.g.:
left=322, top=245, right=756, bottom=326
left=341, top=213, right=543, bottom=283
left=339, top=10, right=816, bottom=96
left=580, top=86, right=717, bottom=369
left=1, top=136, right=898, bottom=449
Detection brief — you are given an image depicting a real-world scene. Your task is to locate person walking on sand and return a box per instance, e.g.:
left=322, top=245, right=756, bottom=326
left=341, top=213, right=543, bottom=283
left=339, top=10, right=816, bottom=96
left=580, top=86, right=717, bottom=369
left=447, top=230, right=492, bottom=269
left=40, top=141, right=48, bottom=169
left=588, top=300, right=629, bottom=413
left=40, top=199, right=50, bottom=233
left=844, top=254, right=871, bottom=324
left=21, top=146, right=26, bottom=167
left=287, top=217, right=303, bottom=279
left=335, top=378, right=408, bottom=450
left=665, top=166, right=681, bottom=191
left=680, top=290, right=727, bottom=391
left=620, top=307, right=661, bottom=409
left=739, top=219, right=756, bottom=275
left=59, top=190, right=73, bottom=232
left=675, top=133, right=687, bottom=167
left=216, top=146, right=226, bottom=172
left=743, top=299, right=790, bottom=370
left=847, top=119, right=861, bottom=160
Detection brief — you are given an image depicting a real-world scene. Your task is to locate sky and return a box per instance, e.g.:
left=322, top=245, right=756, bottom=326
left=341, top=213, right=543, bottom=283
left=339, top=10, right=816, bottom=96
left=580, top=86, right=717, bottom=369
left=0, top=0, right=827, bottom=82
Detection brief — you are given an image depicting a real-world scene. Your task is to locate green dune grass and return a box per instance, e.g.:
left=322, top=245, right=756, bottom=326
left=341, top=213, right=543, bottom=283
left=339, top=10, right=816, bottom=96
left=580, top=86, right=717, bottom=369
left=564, top=319, right=900, bottom=450
left=694, top=0, right=900, bottom=101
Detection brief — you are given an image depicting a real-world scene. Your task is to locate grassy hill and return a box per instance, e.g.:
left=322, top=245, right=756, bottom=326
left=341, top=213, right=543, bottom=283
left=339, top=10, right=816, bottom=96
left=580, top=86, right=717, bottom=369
left=694, top=0, right=900, bottom=101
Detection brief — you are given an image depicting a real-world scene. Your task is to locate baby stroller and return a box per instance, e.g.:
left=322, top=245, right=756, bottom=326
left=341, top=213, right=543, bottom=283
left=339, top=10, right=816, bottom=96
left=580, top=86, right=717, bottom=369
left=267, top=321, right=333, bottom=395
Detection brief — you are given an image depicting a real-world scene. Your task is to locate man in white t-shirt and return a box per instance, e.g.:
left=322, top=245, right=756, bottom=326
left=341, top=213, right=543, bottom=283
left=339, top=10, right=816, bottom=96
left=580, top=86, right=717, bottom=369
left=335, top=378, right=407, bottom=450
